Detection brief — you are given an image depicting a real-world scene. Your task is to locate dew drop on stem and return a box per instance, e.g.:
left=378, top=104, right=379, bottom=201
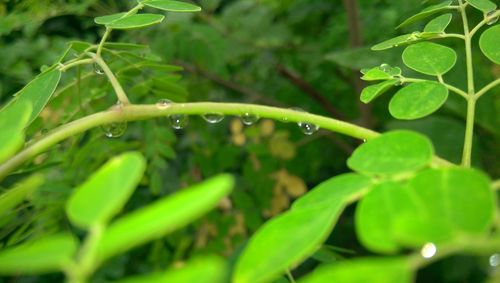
left=202, top=113, right=224, bottom=124
left=297, top=122, right=319, bottom=135
left=486, top=10, right=499, bottom=25
left=156, top=99, right=172, bottom=110
left=101, top=122, right=127, bottom=138
left=169, top=114, right=188, bottom=130
left=94, top=63, right=104, bottom=75
left=420, top=242, right=437, bottom=259
left=241, top=113, right=259, bottom=125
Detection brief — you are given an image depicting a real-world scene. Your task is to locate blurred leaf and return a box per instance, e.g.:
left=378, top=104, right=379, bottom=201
left=0, top=175, right=43, bottom=219
left=103, top=42, right=149, bottom=51
left=360, top=79, right=399, bottom=103
left=396, top=1, right=453, bottom=29
left=94, top=12, right=127, bottom=25
left=347, top=130, right=434, bottom=175
left=68, top=40, right=93, bottom=53
left=106, top=14, right=165, bottom=30
left=140, top=0, right=202, bottom=12
left=424, top=13, right=452, bottom=33
left=66, top=152, right=146, bottom=229
left=0, top=234, right=78, bottom=274
left=0, top=100, right=31, bottom=163
left=389, top=81, right=448, bottom=120
left=96, top=174, right=234, bottom=261
left=479, top=25, right=500, bottom=64
left=402, top=42, right=456, bottom=76
left=360, top=68, right=393, bottom=81
left=466, top=0, right=497, bottom=12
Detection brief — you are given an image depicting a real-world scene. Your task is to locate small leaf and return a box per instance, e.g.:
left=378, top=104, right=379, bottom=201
left=96, top=174, right=234, bottom=261
left=479, top=25, right=500, bottom=64
left=397, top=1, right=453, bottom=29
left=299, top=258, right=412, bottom=283
left=292, top=173, right=372, bottom=210
left=0, top=234, right=78, bottom=274
left=360, top=68, right=392, bottom=81
left=0, top=101, right=32, bottom=163
left=371, top=32, right=439, bottom=51
left=140, top=0, right=202, bottom=12
left=360, top=79, right=399, bottom=104
left=347, top=130, right=434, bottom=175
left=67, top=40, right=93, bottom=53
left=0, top=175, right=43, bottom=218
left=466, top=0, right=497, bottom=13
left=106, top=14, right=165, bottom=30
left=66, top=152, right=146, bottom=229
left=424, top=13, right=453, bottom=33
left=389, top=81, right=448, bottom=120
left=402, top=42, right=457, bottom=76
left=233, top=204, right=342, bottom=283
left=94, top=12, right=127, bottom=25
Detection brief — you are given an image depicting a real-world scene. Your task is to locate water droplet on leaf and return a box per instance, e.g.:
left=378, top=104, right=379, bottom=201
left=241, top=113, right=259, bottom=125
left=94, top=63, right=104, bottom=75
left=169, top=114, right=188, bottom=130
left=490, top=253, right=499, bottom=267
left=102, top=122, right=127, bottom=138
left=420, top=242, right=437, bottom=259
left=379, top=63, right=391, bottom=73
left=298, top=122, right=319, bottom=135
left=156, top=99, right=172, bottom=110
left=202, top=113, right=224, bottom=124
left=486, top=11, right=499, bottom=25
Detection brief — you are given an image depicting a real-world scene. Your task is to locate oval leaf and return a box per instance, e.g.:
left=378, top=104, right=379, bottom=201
left=0, top=101, right=32, bottom=164
left=361, top=79, right=399, bottom=104
left=140, top=0, right=202, bottom=12
left=396, top=1, right=453, bottom=29
left=371, top=32, right=439, bottom=51
left=479, top=25, right=500, bottom=64
left=389, top=81, right=448, bottom=120
left=424, top=13, right=453, bottom=33
left=96, top=174, right=234, bottom=262
left=94, top=12, right=127, bottom=25
left=106, top=14, right=165, bottom=30
left=402, top=42, right=456, bottom=75
left=66, top=152, right=146, bottom=229
left=466, top=0, right=497, bottom=13
left=347, top=130, right=434, bottom=175
left=0, top=234, right=78, bottom=274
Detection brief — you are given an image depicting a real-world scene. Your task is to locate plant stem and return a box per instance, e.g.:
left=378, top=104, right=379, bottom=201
left=96, top=28, right=111, bottom=56
left=286, top=269, right=296, bottom=283
left=59, top=59, right=94, bottom=72
left=475, top=78, right=500, bottom=99
left=68, top=224, right=105, bottom=283
left=90, top=54, right=130, bottom=104
left=461, top=98, right=476, bottom=166
left=469, top=10, right=500, bottom=37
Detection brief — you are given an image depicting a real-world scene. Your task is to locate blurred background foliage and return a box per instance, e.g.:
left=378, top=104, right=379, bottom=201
left=0, top=0, right=498, bottom=282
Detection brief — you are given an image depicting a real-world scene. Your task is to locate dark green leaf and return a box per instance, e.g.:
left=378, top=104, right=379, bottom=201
left=424, top=14, right=453, bottom=33
left=94, top=12, right=127, bottom=25
left=479, top=25, right=500, bottom=64
left=389, top=81, right=448, bottom=120
left=0, top=101, right=32, bottom=163
left=66, top=152, right=146, bottom=229
left=347, top=130, right=434, bottom=175
left=397, top=1, right=453, bottom=29
left=402, top=42, right=457, bottom=75
left=466, top=0, right=497, bottom=13
left=106, top=14, right=165, bottom=30
left=140, top=0, right=202, bottom=12
left=360, top=79, right=399, bottom=104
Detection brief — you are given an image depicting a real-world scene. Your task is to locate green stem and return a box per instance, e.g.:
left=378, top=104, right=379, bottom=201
left=96, top=28, right=111, bottom=57
left=461, top=97, right=476, bottom=167
left=475, top=78, right=500, bottom=99
left=59, top=59, right=94, bottom=72
left=90, top=54, right=130, bottom=104
left=286, top=269, right=296, bottom=283
left=68, top=224, right=105, bottom=283
left=469, top=10, right=500, bottom=38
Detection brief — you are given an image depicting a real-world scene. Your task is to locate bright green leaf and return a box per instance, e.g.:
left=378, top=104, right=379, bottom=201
left=299, top=258, right=412, bottom=283
left=0, top=101, right=31, bottom=163
left=140, top=0, right=202, bottom=12
left=361, top=79, right=399, bottom=104
left=361, top=68, right=392, bottom=81
left=292, top=173, right=372, bottom=210
left=397, top=1, right=453, bottom=29
left=347, top=130, right=434, bottom=175
left=233, top=204, right=342, bottom=283
left=66, top=152, right=146, bottom=229
left=106, top=14, right=164, bottom=30
left=424, top=13, right=453, bottom=33
left=94, top=12, right=127, bottom=25
left=466, top=0, right=497, bottom=13
left=0, top=175, right=43, bottom=218
left=479, top=25, right=500, bottom=64
left=0, top=234, right=78, bottom=274
left=402, top=42, right=457, bottom=75
left=96, top=174, right=234, bottom=261
left=115, top=256, right=226, bottom=283
left=389, top=81, right=448, bottom=120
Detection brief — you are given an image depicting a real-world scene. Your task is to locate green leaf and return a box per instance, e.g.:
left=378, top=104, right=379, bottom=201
left=103, top=42, right=149, bottom=51
left=479, top=25, right=500, bottom=65
left=12, top=69, right=61, bottom=124
left=292, top=173, right=372, bottom=210
left=402, top=42, right=457, bottom=76
left=355, top=181, right=408, bottom=253
left=96, top=174, right=234, bottom=261
left=68, top=40, right=93, bottom=53
left=371, top=32, right=439, bottom=51
left=299, top=258, right=412, bottom=283
left=360, top=79, right=399, bottom=104
left=466, top=0, right=497, bottom=13
left=393, top=168, right=494, bottom=246
left=389, top=81, right=448, bottom=120
left=347, top=130, right=434, bottom=175
left=0, top=101, right=32, bottom=163
left=115, top=256, right=226, bottom=283
left=0, top=175, right=43, bottom=218
left=66, top=152, right=146, bottom=229
left=397, top=1, right=453, bottom=29
left=94, top=12, right=127, bottom=25
left=0, top=234, right=78, bottom=274
left=140, top=0, right=202, bottom=12
left=106, top=14, right=165, bottom=30
left=233, top=204, right=342, bottom=283
left=424, top=13, right=453, bottom=33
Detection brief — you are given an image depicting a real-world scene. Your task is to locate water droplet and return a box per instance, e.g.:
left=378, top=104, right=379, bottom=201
left=379, top=63, right=391, bottom=73
left=394, top=79, right=404, bottom=86
left=420, top=242, right=437, bottom=259
left=169, top=114, right=188, bottom=130
left=410, top=31, right=421, bottom=40
left=362, top=139, right=367, bottom=143
left=156, top=99, right=172, bottom=110
left=94, top=63, right=104, bottom=75
left=486, top=11, right=499, bottom=25
left=202, top=113, right=224, bottom=124
left=298, top=122, right=319, bottom=135
left=101, top=122, right=127, bottom=138
left=490, top=253, right=500, bottom=267
left=241, top=113, right=259, bottom=125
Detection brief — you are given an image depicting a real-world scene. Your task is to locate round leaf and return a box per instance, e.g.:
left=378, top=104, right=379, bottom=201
left=140, top=0, right=202, bottom=12
left=479, top=25, right=500, bottom=64
left=389, top=81, right=448, bottom=120
left=402, top=42, right=457, bottom=75
left=106, top=14, right=165, bottom=30
left=347, top=130, right=434, bottom=175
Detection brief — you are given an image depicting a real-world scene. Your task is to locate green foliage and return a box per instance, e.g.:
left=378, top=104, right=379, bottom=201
left=402, top=42, right=457, bottom=76
left=0, top=101, right=32, bottom=163
left=479, top=25, right=500, bottom=64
